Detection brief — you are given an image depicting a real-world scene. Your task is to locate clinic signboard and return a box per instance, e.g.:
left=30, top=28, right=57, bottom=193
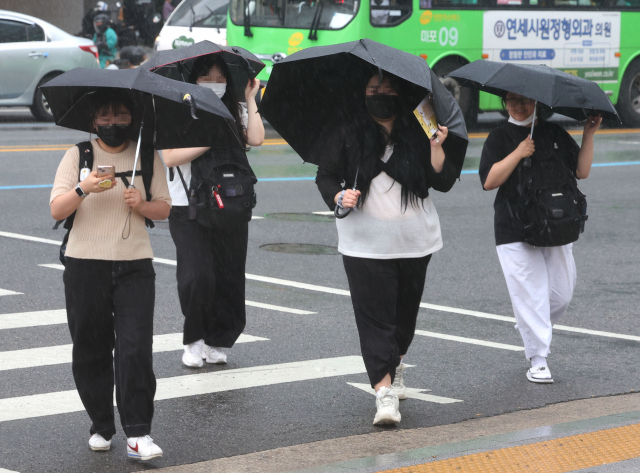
left=483, top=11, right=621, bottom=82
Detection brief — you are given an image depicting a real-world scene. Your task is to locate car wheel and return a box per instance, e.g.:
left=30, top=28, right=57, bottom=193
left=30, top=74, right=60, bottom=122
left=617, top=58, right=640, bottom=128
left=433, top=58, right=479, bottom=130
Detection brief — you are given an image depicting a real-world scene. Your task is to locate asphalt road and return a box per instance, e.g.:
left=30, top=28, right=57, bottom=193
left=0, top=120, right=638, bottom=473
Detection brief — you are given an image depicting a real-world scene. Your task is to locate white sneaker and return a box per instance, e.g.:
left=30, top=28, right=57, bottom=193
left=127, top=435, right=163, bottom=461
left=527, top=365, right=554, bottom=384
left=202, top=344, right=227, bottom=364
left=89, top=433, right=111, bottom=451
left=182, top=340, right=204, bottom=368
left=391, top=363, right=407, bottom=400
left=373, top=386, right=401, bottom=425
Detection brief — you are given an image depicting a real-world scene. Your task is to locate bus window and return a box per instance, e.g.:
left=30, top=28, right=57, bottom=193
left=424, top=0, right=486, bottom=9
left=370, top=0, right=411, bottom=26
left=168, top=0, right=228, bottom=28
left=230, top=0, right=360, bottom=30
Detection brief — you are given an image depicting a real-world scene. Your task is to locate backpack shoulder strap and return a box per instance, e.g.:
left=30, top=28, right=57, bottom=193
left=53, top=141, right=94, bottom=230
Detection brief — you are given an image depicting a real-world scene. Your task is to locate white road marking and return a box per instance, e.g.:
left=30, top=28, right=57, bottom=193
left=0, top=309, right=67, bottom=330
left=1, top=231, right=638, bottom=343
left=245, top=301, right=315, bottom=315
left=251, top=216, right=264, bottom=219
left=38, top=263, right=64, bottom=270
left=347, top=382, right=462, bottom=404
left=312, top=211, right=334, bottom=216
left=415, top=330, right=524, bottom=351
left=0, top=289, right=21, bottom=296
left=0, top=356, right=367, bottom=423
left=0, top=468, right=20, bottom=473
left=0, top=333, right=268, bottom=372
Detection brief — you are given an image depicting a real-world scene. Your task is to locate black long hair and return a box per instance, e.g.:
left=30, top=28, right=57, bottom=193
left=348, top=71, right=432, bottom=211
left=189, top=55, right=247, bottom=148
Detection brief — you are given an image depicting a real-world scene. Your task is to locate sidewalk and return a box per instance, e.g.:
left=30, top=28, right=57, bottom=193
left=155, top=393, right=640, bottom=473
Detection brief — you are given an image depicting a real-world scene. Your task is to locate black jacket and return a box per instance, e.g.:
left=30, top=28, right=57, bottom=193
left=315, top=124, right=457, bottom=210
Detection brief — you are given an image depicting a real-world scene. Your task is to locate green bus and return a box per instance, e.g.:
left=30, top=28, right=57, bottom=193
left=226, top=0, right=640, bottom=126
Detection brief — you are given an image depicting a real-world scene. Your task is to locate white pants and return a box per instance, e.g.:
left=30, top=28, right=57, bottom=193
left=496, top=242, right=577, bottom=360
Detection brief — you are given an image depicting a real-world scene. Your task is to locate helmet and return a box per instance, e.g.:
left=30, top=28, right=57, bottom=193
left=95, top=1, right=108, bottom=11
left=93, top=13, right=110, bottom=33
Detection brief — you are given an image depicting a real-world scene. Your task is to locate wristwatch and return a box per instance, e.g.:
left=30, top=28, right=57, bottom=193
left=75, top=183, right=88, bottom=198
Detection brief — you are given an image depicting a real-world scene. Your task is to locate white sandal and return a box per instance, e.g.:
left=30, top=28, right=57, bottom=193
left=527, top=365, right=554, bottom=384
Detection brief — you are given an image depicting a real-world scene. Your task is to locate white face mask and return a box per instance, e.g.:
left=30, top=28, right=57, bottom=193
left=508, top=111, right=535, bottom=126
left=199, top=82, right=226, bottom=98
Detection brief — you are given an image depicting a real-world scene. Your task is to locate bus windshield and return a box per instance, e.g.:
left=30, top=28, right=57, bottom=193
left=229, top=0, right=360, bottom=30
left=168, top=0, right=229, bottom=28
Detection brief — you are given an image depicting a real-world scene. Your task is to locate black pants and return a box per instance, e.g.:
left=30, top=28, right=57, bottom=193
left=64, top=257, right=156, bottom=440
left=343, top=254, right=432, bottom=388
left=169, top=206, right=248, bottom=347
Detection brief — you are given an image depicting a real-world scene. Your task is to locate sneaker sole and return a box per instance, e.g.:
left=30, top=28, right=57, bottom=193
left=127, top=448, right=163, bottom=461
left=90, top=445, right=111, bottom=451
left=527, top=371, right=554, bottom=384
left=373, top=412, right=401, bottom=425
left=203, top=357, right=227, bottom=364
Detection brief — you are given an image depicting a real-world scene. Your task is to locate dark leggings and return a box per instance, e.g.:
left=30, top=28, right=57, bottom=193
left=169, top=206, right=248, bottom=347
left=64, top=257, right=156, bottom=440
left=343, top=254, right=431, bottom=388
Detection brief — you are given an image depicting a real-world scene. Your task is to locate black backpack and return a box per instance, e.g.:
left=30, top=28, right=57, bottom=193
left=509, top=135, right=588, bottom=247
left=171, top=147, right=257, bottom=228
left=54, top=141, right=155, bottom=265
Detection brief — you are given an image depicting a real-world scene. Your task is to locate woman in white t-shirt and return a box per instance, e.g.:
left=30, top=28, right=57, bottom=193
left=162, top=56, right=264, bottom=368
left=315, top=72, right=457, bottom=425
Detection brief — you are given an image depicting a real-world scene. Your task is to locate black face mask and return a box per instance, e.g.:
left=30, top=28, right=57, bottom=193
left=96, top=125, right=130, bottom=148
left=365, top=95, right=400, bottom=120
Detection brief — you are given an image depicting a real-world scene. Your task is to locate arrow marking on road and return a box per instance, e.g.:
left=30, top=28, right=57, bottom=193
left=347, top=383, right=462, bottom=404
left=0, top=289, right=21, bottom=297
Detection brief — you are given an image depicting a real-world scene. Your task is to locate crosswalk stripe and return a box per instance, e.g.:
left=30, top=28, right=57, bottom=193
left=0, top=333, right=268, bottom=372
left=0, top=309, right=67, bottom=330
left=39, top=264, right=317, bottom=315
left=0, top=356, right=366, bottom=423
left=414, top=330, right=524, bottom=351
left=0, top=468, right=20, bottom=473
left=347, top=382, right=462, bottom=404
left=2, top=231, right=639, bottom=343
left=0, top=289, right=21, bottom=296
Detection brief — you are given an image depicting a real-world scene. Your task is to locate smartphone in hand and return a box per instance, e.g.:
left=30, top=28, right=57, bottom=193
left=97, top=165, right=115, bottom=188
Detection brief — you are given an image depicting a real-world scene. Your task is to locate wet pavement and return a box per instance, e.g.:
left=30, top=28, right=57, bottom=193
left=0, top=119, right=639, bottom=472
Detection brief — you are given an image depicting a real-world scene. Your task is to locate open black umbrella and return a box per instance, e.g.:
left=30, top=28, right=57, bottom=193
left=447, top=61, right=619, bottom=122
left=41, top=67, right=242, bottom=151
left=142, top=41, right=265, bottom=102
left=259, top=39, right=468, bottom=176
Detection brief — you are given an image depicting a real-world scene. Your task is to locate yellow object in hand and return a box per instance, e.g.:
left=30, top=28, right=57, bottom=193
left=98, top=179, right=113, bottom=188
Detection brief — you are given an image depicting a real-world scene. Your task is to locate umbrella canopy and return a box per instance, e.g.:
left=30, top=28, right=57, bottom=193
left=447, top=60, right=619, bottom=122
left=142, top=41, right=265, bottom=102
left=259, top=39, right=468, bottom=175
left=41, top=67, right=240, bottom=150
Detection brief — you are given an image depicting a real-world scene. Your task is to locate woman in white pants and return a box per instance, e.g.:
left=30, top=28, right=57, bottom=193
left=479, top=92, right=601, bottom=383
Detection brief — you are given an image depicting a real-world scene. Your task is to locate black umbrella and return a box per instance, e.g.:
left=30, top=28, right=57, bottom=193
left=142, top=41, right=265, bottom=102
left=41, top=67, right=242, bottom=151
left=447, top=60, right=619, bottom=122
left=259, top=39, right=468, bottom=176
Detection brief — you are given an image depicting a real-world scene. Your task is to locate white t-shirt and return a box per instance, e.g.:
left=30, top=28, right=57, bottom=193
left=336, top=145, right=443, bottom=259
left=166, top=103, right=249, bottom=206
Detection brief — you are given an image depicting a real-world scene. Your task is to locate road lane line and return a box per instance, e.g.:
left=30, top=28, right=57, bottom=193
left=0, top=309, right=67, bottom=330
left=0, top=356, right=366, bottom=423
left=414, top=330, right=524, bottom=351
left=0, top=289, right=21, bottom=296
left=0, top=468, right=20, bottom=473
left=3, top=232, right=639, bottom=342
left=38, top=264, right=64, bottom=270
left=347, top=382, right=462, bottom=404
left=0, top=333, right=268, bottom=372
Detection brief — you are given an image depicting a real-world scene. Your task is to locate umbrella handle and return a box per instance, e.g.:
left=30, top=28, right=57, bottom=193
left=183, top=93, right=199, bottom=120
left=334, top=205, right=353, bottom=219
left=130, top=119, right=144, bottom=185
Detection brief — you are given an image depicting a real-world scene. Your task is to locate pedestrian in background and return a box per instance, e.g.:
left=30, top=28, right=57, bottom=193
left=316, top=71, right=457, bottom=425
left=163, top=0, right=175, bottom=20
left=93, top=13, right=118, bottom=68
left=162, top=55, right=264, bottom=368
left=50, top=92, right=171, bottom=460
left=480, top=92, right=601, bottom=383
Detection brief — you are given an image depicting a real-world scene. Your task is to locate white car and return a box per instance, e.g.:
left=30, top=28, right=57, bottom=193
left=155, top=0, right=228, bottom=52
left=0, top=10, right=100, bottom=121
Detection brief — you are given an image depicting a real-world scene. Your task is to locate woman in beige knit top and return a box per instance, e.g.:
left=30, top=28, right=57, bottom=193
left=50, top=92, right=171, bottom=461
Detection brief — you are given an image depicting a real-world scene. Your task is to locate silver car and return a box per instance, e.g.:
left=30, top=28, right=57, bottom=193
left=0, top=10, right=100, bottom=121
